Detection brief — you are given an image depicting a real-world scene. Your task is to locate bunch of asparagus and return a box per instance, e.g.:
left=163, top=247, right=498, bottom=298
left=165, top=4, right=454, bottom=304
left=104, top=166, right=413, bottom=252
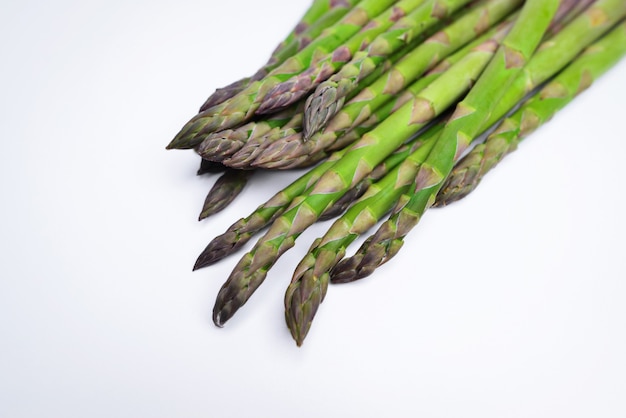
left=167, top=0, right=626, bottom=346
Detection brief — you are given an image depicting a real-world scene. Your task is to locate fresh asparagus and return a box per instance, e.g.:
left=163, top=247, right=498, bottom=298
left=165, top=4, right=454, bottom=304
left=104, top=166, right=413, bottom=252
left=435, top=19, right=626, bottom=206
left=211, top=22, right=509, bottom=326
left=302, top=0, right=524, bottom=139
left=331, top=0, right=625, bottom=283
left=161, top=0, right=626, bottom=348
left=167, top=0, right=399, bottom=150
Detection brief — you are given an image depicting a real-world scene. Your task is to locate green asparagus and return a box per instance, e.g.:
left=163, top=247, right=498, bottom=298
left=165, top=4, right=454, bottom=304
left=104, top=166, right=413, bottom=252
left=331, top=0, right=625, bottom=283
left=212, top=21, right=509, bottom=326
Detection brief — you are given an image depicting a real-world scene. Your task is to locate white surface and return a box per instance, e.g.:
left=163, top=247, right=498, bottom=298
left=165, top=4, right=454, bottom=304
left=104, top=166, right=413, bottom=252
left=1, top=1, right=625, bottom=417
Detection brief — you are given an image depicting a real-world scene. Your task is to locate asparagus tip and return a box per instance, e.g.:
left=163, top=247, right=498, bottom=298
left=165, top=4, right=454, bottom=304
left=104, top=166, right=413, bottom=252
left=213, top=311, right=225, bottom=328
left=198, top=206, right=219, bottom=220
left=193, top=250, right=215, bottom=271
left=212, top=300, right=232, bottom=327
left=166, top=133, right=196, bottom=150
left=193, top=247, right=216, bottom=271
left=303, top=84, right=341, bottom=140
left=329, top=256, right=360, bottom=284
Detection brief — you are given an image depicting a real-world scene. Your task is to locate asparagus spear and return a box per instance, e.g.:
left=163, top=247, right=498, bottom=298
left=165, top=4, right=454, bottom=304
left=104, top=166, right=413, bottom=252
left=167, top=0, right=400, bottom=150
left=199, top=169, right=254, bottom=220
left=331, top=0, right=625, bottom=283
left=302, top=0, right=523, bottom=139
left=211, top=25, right=508, bottom=326
left=199, top=0, right=363, bottom=110
left=250, top=15, right=517, bottom=169
left=435, top=20, right=626, bottom=206
left=257, top=0, right=476, bottom=116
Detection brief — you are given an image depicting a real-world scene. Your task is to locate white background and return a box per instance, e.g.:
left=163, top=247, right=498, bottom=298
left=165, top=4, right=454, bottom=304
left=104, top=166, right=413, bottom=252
left=1, top=1, right=625, bottom=417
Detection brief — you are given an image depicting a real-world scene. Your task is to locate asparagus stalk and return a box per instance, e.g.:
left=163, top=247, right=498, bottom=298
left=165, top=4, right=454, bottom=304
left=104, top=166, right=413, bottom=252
left=167, top=0, right=400, bottom=150
left=302, top=0, right=523, bottom=139
left=211, top=26, right=507, bottom=326
left=257, top=0, right=476, bottom=116
left=331, top=0, right=625, bottom=283
left=199, top=169, right=254, bottom=220
left=199, top=0, right=363, bottom=110
left=250, top=15, right=517, bottom=169
left=435, top=20, right=626, bottom=206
